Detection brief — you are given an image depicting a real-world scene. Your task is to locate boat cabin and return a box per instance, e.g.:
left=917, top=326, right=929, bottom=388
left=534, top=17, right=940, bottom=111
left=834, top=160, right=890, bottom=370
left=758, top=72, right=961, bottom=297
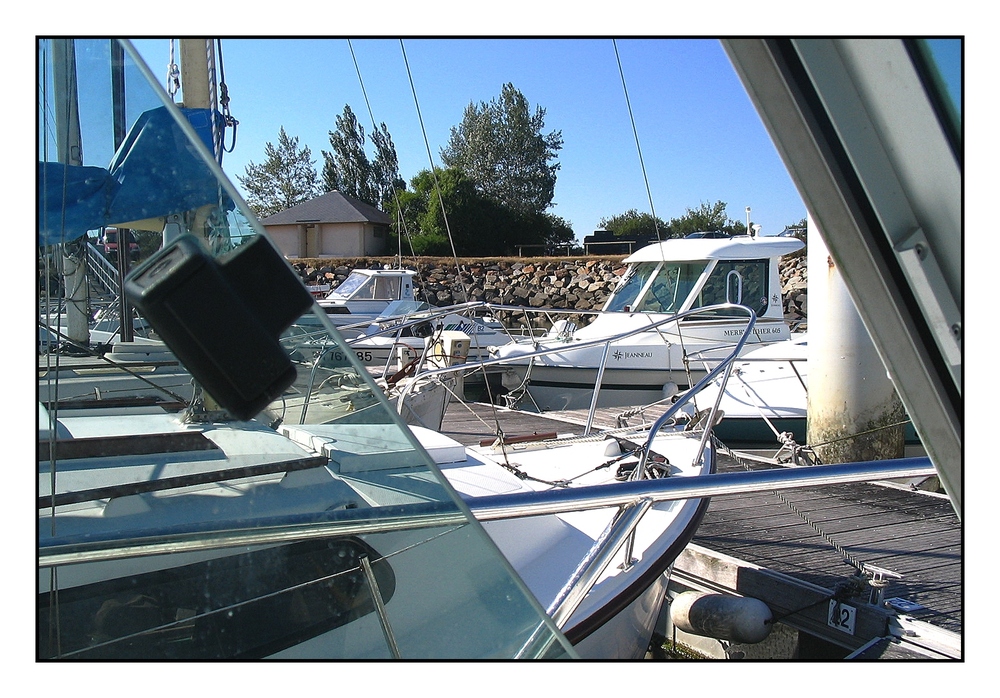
left=318, top=269, right=416, bottom=317
left=602, top=235, right=803, bottom=321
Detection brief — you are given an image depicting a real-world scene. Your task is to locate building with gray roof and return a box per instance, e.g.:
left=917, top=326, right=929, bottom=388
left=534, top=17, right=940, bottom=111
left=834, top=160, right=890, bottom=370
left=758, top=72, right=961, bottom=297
left=260, top=191, right=392, bottom=258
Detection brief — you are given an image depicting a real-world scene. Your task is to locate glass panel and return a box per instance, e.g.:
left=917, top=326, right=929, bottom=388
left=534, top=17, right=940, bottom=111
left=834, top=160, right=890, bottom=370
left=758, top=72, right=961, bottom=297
left=329, top=271, right=371, bottom=298
left=632, top=262, right=705, bottom=313
left=603, top=262, right=657, bottom=312
left=37, top=38, right=573, bottom=660
left=373, top=275, right=401, bottom=300
left=696, top=259, right=770, bottom=317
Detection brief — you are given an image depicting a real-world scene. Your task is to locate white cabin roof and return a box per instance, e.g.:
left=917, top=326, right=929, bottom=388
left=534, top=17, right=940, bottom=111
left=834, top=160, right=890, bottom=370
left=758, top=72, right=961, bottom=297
left=623, top=235, right=804, bottom=263
left=350, top=268, right=417, bottom=277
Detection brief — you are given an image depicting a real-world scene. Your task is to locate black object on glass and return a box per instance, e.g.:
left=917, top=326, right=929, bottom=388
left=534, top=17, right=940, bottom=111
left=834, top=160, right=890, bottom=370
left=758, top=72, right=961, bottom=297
left=125, top=234, right=313, bottom=420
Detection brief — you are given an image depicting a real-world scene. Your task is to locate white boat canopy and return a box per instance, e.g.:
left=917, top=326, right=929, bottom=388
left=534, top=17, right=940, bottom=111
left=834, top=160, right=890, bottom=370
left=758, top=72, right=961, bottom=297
left=623, top=236, right=803, bottom=263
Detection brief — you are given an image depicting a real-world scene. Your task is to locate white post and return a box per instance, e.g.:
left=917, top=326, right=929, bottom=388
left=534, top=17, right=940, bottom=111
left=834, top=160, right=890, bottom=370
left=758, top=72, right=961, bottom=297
left=179, top=39, right=214, bottom=110
left=52, top=39, right=89, bottom=348
left=806, top=213, right=905, bottom=462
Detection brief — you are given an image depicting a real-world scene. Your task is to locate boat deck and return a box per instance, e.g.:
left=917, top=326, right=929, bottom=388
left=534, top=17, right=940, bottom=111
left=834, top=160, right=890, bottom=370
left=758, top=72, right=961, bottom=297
left=438, top=401, right=962, bottom=654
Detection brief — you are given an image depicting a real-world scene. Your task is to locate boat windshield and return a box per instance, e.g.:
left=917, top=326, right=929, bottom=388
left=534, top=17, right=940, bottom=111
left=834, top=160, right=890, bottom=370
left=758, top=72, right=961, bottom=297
left=37, top=39, right=572, bottom=660
left=327, top=271, right=373, bottom=299
left=605, top=261, right=707, bottom=314
left=631, top=261, right=706, bottom=313
left=375, top=300, right=432, bottom=320
left=604, top=262, right=657, bottom=311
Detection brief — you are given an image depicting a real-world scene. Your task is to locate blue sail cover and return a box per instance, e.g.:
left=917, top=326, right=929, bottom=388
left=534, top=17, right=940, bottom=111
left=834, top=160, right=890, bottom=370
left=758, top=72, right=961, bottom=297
left=38, top=107, right=230, bottom=247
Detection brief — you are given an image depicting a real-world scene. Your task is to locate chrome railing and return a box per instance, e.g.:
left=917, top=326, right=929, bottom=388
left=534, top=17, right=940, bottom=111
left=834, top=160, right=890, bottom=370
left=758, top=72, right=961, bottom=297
left=38, top=456, right=934, bottom=569
left=393, top=302, right=759, bottom=437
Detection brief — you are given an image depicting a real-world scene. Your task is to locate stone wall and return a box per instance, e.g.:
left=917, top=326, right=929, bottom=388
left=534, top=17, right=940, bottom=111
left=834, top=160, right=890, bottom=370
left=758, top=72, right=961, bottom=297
left=291, top=248, right=808, bottom=328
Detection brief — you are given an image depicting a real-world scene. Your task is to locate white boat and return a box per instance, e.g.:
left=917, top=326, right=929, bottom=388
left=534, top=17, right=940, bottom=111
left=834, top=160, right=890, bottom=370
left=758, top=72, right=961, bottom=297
left=36, top=39, right=718, bottom=660
left=687, top=334, right=922, bottom=455
left=314, top=267, right=418, bottom=330
left=36, top=37, right=951, bottom=662
left=492, top=234, right=804, bottom=411
left=343, top=300, right=515, bottom=370
left=690, top=333, right=810, bottom=448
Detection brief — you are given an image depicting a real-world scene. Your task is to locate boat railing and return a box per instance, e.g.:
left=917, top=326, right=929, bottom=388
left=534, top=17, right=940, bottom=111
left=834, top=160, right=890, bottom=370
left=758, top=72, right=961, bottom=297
left=395, top=302, right=758, bottom=436
left=85, top=241, right=121, bottom=297
left=38, top=456, right=935, bottom=570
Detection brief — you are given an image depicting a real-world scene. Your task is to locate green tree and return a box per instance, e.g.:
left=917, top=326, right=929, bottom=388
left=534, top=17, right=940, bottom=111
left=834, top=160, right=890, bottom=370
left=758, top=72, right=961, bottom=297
left=542, top=214, right=575, bottom=249
left=322, top=105, right=403, bottom=210
left=599, top=209, right=670, bottom=239
left=390, top=167, right=561, bottom=256
left=667, top=200, right=746, bottom=236
left=237, top=127, right=321, bottom=218
left=441, top=83, right=563, bottom=218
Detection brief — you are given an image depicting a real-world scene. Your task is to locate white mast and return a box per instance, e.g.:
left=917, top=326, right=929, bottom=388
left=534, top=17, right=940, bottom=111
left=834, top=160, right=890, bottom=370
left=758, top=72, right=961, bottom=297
left=52, top=39, right=89, bottom=348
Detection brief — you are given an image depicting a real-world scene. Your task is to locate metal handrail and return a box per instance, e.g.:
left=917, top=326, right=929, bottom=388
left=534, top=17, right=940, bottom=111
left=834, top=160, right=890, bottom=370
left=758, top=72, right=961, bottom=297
left=39, top=456, right=936, bottom=569
left=85, top=242, right=120, bottom=296
left=394, top=302, right=759, bottom=435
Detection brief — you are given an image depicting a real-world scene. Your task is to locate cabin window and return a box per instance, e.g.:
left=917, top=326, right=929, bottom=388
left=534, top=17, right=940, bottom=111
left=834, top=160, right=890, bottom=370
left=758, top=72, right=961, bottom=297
left=632, top=262, right=705, bottom=314
left=373, top=276, right=401, bottom=300
left=332, top=272, right=370, bottom=298
left=604, top=262, right=657, bottom=312
left=695, top=259, right=770, bottom=317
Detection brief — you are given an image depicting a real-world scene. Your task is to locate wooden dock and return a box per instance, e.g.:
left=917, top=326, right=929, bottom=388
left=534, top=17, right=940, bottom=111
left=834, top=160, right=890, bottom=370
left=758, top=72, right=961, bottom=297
left=439, top=401, right=962, bottom=659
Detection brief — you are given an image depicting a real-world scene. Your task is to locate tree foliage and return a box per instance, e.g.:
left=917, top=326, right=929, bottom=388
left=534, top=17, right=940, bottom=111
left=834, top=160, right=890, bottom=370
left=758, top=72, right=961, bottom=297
left=237, top=127, right=321, bottom=218
left=601, top=201, right=748, bottom=239
left=322, top=105, right=403, bottom=210
left=385, top=167, right=573, bottom=256
left=667, top=200, right=746, bottom=236
left=599, top=209, right=670, bottom=239
left=441, top=83, right=563, bottom=218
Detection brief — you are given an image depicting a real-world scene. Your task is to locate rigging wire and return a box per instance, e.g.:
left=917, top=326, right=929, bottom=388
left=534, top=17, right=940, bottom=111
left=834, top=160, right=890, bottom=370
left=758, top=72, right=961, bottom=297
left=347, top=39, right=415, bottom=263
left=613, top=39, right=665, bottom=256
left=397, top=40, right=503, bottom=416
left=215, top=39, right=238, bottom=154
left=398, top=39, right=470, bottom=302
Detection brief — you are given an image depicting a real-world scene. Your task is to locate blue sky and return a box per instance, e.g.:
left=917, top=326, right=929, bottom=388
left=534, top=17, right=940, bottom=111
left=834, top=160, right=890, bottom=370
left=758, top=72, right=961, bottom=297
left=132, top=37, right=813, bottom=241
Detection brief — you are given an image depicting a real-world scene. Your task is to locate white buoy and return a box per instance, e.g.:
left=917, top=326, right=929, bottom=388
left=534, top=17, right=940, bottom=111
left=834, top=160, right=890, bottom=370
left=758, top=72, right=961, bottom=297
left=806, top=214, right=905, bottom=462
left=670, top=591, right=772, bottom=644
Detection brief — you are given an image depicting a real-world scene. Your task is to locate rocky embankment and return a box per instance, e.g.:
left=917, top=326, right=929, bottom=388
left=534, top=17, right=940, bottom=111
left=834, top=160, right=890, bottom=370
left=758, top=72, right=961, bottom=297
left=291, top=248, right=808, bottom=328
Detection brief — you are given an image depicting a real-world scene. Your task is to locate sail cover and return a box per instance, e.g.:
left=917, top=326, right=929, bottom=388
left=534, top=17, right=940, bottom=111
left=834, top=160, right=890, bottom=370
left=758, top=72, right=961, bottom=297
left=37, top=107, right=230, bottom=246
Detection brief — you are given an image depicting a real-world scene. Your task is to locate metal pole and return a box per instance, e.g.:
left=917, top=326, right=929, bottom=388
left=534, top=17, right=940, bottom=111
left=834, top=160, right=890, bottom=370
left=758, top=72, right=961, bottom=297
left=110, top=40, right=133, bottom=342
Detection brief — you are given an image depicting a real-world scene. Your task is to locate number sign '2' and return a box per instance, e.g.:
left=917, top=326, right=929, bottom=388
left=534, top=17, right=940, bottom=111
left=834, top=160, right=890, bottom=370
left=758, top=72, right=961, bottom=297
left=827, top=600, right=857, bottom=634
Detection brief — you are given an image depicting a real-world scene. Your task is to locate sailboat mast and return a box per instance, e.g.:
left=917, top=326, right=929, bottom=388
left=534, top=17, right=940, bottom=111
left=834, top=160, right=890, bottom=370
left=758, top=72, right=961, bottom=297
left=51, top=39, right=89, bottom=348
left=179, top=40, right=214, bottom=110
left=111, top=40, right=134, bottom=342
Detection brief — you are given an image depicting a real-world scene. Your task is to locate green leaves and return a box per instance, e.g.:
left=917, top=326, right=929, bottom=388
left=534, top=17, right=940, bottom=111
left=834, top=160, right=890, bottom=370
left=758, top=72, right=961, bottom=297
left=322, top=105, right=403, bottom=210
left=441, top=83, right=563, bottom=219
left=237, top=127, right=321, bottom=218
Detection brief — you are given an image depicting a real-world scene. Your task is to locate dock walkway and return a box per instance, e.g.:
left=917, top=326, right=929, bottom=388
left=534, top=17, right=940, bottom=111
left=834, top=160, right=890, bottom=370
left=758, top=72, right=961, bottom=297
left=439, top=401, right=962, bottom=657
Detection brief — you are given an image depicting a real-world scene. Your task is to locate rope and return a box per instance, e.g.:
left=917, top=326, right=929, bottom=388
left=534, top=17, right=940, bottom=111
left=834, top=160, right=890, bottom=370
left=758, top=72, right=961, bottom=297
left=205, top=40, right=220, bottom=164
left=808, top=419, right=913, bottom=450
left=215, top=39, right=238, bottom=154
left=167, top=39, right=180, bottom=100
